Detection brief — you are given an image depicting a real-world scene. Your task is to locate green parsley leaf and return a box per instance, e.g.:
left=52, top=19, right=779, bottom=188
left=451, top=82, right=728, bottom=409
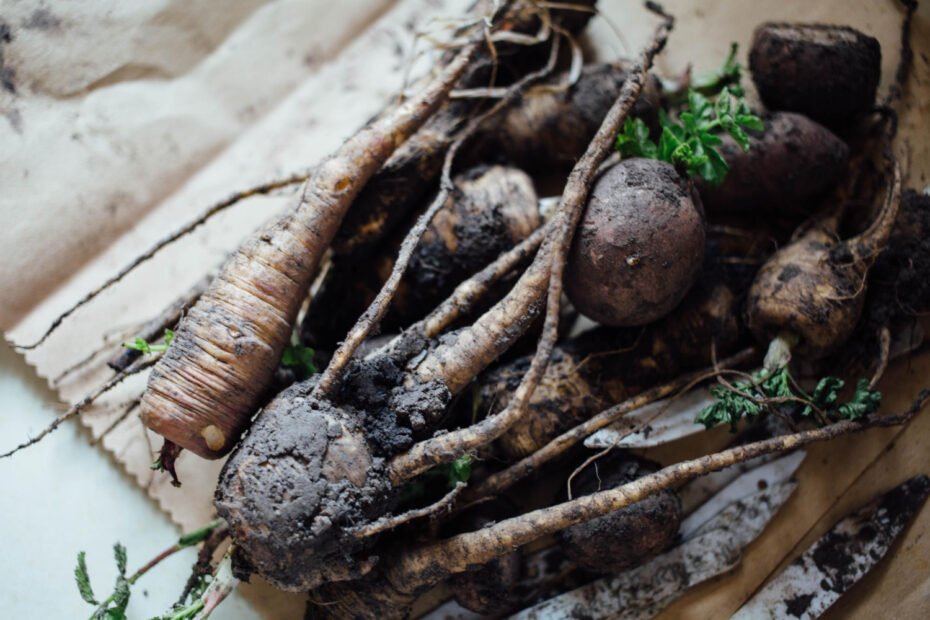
left=448, top=454, right=472, bottom=488
left=802, top=377, right=844, bottom=417
left=837, top=379, right=882, bottom=420
left=74, top=551, right=99, bottom=605
left=122, top=328, right=174, bottom=354
left=615, top=118, right=658, bottom=159
left=281, top=343, right=317, bottom=379
left=113, top=543, right=127, bottom=577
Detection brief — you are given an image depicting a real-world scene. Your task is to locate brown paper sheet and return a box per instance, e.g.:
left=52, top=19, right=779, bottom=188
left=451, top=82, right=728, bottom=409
left=2, top=0, right=929, bottom=618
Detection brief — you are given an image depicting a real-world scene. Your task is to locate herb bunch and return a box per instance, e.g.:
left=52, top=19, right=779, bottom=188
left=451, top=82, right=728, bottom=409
left=616, top=87, right=763, bottom=186
left=615, top=44, right=763, bottom=186
left=74, top=520, right=224, bottom=620
left=697, top=366, right=882, bottom=431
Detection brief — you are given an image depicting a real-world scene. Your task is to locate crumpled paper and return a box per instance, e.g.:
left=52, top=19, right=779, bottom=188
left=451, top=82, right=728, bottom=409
left=1, top=0, right=928, bottom=618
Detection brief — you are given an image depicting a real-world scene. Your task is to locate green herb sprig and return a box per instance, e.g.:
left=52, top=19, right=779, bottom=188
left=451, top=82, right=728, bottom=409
left=123, top=328, right=175, bottom=354
left=696, top=367, right=882, bottom=431
left=280, top=342, right=318, bottom=379
left=74, top=520, right=224, bottom=620
left=616, top=86, right=763, bottom=186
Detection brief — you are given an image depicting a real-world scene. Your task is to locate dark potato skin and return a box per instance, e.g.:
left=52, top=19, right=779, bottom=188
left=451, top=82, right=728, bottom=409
left=696, top=112, right=849, bottom=213
left=750, top=23, right=881, bottom=131
left=557, top=456, right=681, bottom=573
left=565, top=158, right=705, bottom=327
left=471, top=63, right=662, bottom=173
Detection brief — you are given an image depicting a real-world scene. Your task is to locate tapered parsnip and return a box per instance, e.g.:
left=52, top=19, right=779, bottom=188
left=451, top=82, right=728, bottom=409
left=138, top=12, right=501, bottom=459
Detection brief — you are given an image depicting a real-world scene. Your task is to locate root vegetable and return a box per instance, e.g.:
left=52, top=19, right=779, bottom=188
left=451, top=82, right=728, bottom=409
left=332, top=0, right=597, bottom=258
left=749, top=23, right=881, bottom=130
left=696, top=112, right=849, bottom=213
left=137, top=0, right=572, bottom=460
left=215, top=16, right=674, bottom=592
left=557, top=456, right=682, bottom=573
left=747, top=158, right=901, bottom=359
left=302, top=165, right=540, bottom=350
left=488, top=228, right=758, bottom=458
left=470, top=63, right=662, bottom=172
left=565, top=157, right=705, bottom=326
left=306, top=395, right=929, bottom=620
left=830, top=189, right=930, bottom=379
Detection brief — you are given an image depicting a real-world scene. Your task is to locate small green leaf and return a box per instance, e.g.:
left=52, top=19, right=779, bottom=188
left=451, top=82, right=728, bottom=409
left=107, top=575, right=131, bottom=620
left=615, top=118, right=658, bottom=159
left=736, top=114, right=765, bottom=132
left=123, top=338, right=152, bottom=353
left=760, top=367, right=792, bottom=399
left=802, top=377, right=844, bottom=417
left=727, top=124, right=751, bottom=151
left=837, top=379, right=882, bottom=420
left=448, top=454, right=472, bottom=487
left=178, top=519, right=223, bottom=547
left=122, top=328, right=174, bottom=354
left=281, top=343, right=317, bottom=378
left=113, top=543, right=128, bottom=577
left=74, top=551, right=99, bottom=605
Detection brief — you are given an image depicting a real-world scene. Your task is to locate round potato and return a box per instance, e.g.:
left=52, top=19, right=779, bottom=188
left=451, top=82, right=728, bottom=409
left=565, top=158, right=705, bottom=326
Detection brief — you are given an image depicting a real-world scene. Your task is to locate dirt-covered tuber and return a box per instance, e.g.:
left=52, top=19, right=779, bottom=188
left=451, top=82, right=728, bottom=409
left=750, top=23, right=881, bottom=130
left=747, top=161, right=901, bottom=358
left=558, top=456, right=682, bottom=573
left=696, top=112, right=849, bottom=213
left=565, top=158, right=705, bottom=326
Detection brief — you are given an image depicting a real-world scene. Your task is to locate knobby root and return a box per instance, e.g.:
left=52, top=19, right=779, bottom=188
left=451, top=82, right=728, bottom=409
left=386, top=8, right=675, bottom=484
left=315, top=33, right=563, bottom=398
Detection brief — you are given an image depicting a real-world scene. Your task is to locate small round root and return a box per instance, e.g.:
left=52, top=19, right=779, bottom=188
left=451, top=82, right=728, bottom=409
left=559, top=456, right=681, bottom=573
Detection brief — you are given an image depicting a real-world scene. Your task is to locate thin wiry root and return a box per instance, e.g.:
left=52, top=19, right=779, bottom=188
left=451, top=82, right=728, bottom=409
left=92, top=398, right=141, bottom=447
left=386, top=8, right=675, bottom=484
left=50, top=328, right=136, bottom=386
left=315, top=34, right=563, bottom=398
left=386, top=387, right=930, bottom=594
left=870, top=326, right=893, bottom=389
left=421, top=219, right=550, bottom=338
left=461, top=348, right=758, bottom=505
left=349, top=482, right=466, bottom=539
left=14, top=173, right=309, bottom=351
left=564, top=358, right=744, bottom=498
left=107, top=275, right=211, bottom=372
left=176, top=523, right=231, bottom=607
left=0, top=355, right=159, bottom=459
